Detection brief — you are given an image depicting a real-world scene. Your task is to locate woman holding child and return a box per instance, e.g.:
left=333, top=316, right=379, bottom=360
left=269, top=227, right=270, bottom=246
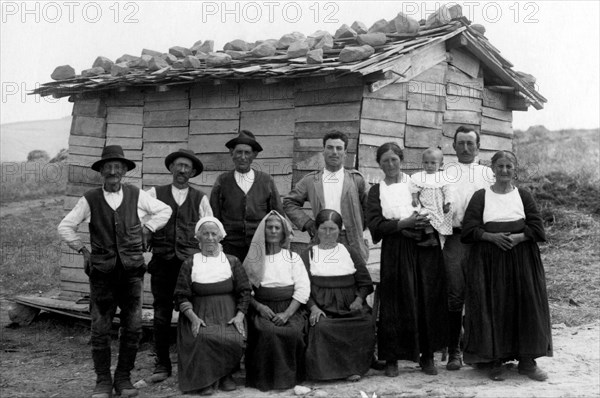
left=366, top=142, right=448, bottom=377
left=461, top=150, right=552, bottom=381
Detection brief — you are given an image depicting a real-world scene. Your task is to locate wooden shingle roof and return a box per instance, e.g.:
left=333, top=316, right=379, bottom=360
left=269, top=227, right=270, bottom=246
left=32, top=19, right=546, bottom=110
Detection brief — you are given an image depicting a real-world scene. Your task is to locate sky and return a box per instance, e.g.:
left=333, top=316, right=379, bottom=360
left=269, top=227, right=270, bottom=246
left=1, top=0, right=599, bottom=130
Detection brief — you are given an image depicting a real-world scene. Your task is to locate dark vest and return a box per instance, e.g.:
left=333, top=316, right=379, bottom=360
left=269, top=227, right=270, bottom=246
left=151, top=185, right=204, bottom=260
left=216, top=171, right=276, bottom=247
left=84, top=184, right=144, bottom=273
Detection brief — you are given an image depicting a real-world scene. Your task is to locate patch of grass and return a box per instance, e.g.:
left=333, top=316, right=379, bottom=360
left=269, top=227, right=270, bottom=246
left=539, top=206, right=599, bottom=326
left=1, top=160, right=67, bottom=203
left=514, top=126, right=599, bottom=185
left=514, top=127, right=600, bottom=326
left=0, top=200, right=64, bottom=296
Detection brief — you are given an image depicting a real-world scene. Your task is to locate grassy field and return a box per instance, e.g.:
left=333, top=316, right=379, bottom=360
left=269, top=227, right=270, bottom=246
left=1, top=127, right=598, bottom=326
left=0, top=160, right=68, bottom=203
left=514, top=126, right=600, bottom=326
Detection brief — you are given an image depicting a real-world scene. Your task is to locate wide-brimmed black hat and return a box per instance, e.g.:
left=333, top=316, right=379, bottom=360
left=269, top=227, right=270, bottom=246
left=164, top=148, right=204, bottom=177
left=91, top=145, right=136, bottom=172
left=225, top=130, right=263, bottom=152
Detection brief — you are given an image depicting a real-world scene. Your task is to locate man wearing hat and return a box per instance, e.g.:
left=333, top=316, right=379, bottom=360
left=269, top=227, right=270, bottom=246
left=145, top=148, right=212, bottom=383
left=58, top=145, right=172, bottom=398
left=210, top=130, right=283, bottom=262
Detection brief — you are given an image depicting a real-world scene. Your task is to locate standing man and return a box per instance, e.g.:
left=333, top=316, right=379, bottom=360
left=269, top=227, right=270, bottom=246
left=210, top=130, right=283, bottom=262
left=283, top=131, right=369, bottom=262
left=58, top=145, right=171, bottom=398
left=146, top=148, right=212, bottom=383
left=442, top=126, right=494, bottom=371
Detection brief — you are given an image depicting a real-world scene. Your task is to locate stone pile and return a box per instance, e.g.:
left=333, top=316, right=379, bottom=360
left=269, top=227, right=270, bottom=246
left=50, top=4, right=466, bottom=80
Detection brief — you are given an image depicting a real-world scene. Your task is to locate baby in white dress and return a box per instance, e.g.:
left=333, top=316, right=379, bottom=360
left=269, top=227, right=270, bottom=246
left=409, top=147, right=453, bottom=246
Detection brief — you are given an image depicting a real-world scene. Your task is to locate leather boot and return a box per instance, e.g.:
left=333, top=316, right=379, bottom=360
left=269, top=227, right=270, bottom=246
left=92, top=348, right=113, bottom=398
left=149, top=325, right=171, bottom=383
left=419, top=353, right=438, bottom=375
left=518, top=357, right=548, bottom=381
left=446, top=311, right=463, bottom=371
left=113, top=343, right=139, bottom=397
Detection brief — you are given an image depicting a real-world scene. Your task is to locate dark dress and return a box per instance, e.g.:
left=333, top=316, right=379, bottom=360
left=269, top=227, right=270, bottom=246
left=174, top=254, right=251, bottom=393
left=461, top=188, right=553, bottom=363
left=366, top=182, right=448, bottom=362
left=301, top=244, right=375, bottom=380
left=245, top=285, right=308, bottom=391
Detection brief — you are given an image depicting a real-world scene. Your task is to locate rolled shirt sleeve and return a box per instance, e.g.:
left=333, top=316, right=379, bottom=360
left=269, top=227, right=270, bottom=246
left=138, top=189, right=172, bottom=232
left=57, top=196, right=91, bottom=252
left=290, top=252, right=310, bottom=304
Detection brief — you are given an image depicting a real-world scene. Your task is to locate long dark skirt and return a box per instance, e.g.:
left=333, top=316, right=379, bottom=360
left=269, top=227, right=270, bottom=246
left=463, top=234, right=552, bottom=363
left=245, top=286, right=307, bottom=391
left=378, top=231, right=448, bottom=362
left=306, top=275, right=375, bottom=380
left=177, top=279, right=245, bottom=393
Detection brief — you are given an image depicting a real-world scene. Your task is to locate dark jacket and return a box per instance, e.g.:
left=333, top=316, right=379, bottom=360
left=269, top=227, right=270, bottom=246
left=210, top=170, right=283, bottom=248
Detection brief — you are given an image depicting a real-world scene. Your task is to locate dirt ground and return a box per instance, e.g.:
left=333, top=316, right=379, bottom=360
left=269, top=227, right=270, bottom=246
left=0, top=297, right=598, bottom=398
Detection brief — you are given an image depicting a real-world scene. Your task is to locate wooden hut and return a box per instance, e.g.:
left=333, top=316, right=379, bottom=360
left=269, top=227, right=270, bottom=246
left=25, top=14, right=545, bottom=317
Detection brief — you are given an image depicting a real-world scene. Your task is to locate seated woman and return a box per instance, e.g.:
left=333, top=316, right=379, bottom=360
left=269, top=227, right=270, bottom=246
left=243, top=210, right=310, bottom=391
left=174, top=217, right=251, bottom=395
left=461, top=151, right=552, bottom=381
left=301, top=209, right=375, bottom=382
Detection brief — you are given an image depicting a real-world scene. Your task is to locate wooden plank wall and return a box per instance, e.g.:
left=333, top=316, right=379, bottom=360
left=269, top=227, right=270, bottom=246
left=358, top=50, right=514, bottom=274
left=61, top=97, right=107, bottom=300
left=59, top=80, right=302, bottom=301
left=239, top=80, right=295, bottom=196
left=291, top=75, right=364, bottom=245
left=189, top=83, right=240, bottom=196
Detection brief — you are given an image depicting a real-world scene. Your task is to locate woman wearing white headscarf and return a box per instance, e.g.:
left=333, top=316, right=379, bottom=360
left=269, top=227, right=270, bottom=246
left=243, top=210, right=310, bottom=391
left=174, top=217, right=251, bottom=395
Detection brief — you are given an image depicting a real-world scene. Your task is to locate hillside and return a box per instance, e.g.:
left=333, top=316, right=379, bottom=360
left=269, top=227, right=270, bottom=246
left=514, top=126, right=600, bottom=183
left=0, top=117, right=71, bottom=162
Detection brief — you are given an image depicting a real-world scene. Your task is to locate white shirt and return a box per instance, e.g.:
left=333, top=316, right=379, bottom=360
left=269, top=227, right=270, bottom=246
left=191, top=252, right=233, bottom=283
left=442, top=162, right=494, bottom=227
left=57, top=186, right=172, bottom=251
left=322, top=167, right=345, bottom=215
left=483, top=187, right=525, bottom=223
left=147, top=185, right=213, bottom=217
left=309, top=244, right=356, bottom=277
left=379, top=179, right=417, bottom=220
left=234, top=169, right=255, bottom=194
left=260, top=250, right=310, bottom=304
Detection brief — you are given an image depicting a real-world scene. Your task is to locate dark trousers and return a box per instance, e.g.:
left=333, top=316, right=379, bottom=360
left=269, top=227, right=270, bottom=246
left=148, top=255, right=184, bottom=369
left=89, top=257, right=144, bottom=353
left=442, top=233, right=468, bottom=312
